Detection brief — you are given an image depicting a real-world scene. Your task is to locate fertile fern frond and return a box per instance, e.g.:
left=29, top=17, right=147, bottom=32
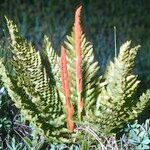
left=63, top=6, right=103, bottom=122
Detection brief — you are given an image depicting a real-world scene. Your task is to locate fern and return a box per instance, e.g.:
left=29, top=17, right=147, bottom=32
left=93, top=41, right=143, bottom=134
left=0, top=5, right=149, bottom=143
left=1, top=18, right=69, bottom=143
left=64, top=32, right=103, bottom=120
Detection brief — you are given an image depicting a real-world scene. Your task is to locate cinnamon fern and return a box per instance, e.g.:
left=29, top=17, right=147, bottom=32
left=0, top=6, right=149, bottom=143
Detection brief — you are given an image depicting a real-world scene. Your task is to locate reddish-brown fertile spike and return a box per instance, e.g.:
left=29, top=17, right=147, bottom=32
left=74, top=5, right=84, bottom=120
left=60, top=46, right=74, bottom=132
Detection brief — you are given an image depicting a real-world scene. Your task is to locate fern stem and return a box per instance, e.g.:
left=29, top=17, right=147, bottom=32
left=114, top=26, right=117, bottom=57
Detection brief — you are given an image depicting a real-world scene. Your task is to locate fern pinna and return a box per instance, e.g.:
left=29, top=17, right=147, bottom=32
left=0, top=6, right=149, bottom=143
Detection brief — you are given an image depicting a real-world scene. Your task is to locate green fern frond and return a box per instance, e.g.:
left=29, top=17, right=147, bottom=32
left=4, top=18, right=69, bottom=142
left=135, top=89, right=150, bottom=112
left=0, top=59, right=40, bottom=126
left=41, top=36, right=64, bottom=102
left=94, top=41, right=142, bottom=134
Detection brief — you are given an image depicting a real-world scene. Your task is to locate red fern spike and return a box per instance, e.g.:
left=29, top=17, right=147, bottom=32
left=74, top=5, right=84, bottom=120
left=60, top=46, right=74, bottom=132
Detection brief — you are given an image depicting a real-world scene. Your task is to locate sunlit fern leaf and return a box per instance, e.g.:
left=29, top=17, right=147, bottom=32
left=5, top=18, right=68, bottom=142
left=0, top=60, right=41, bottom=129
left=6, top=19, right=61, bottom=117
left=94, top=41, right=141, bottom=134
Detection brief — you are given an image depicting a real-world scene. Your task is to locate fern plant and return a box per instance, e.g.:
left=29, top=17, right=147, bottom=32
left=0, top=5, right=149, bottom=143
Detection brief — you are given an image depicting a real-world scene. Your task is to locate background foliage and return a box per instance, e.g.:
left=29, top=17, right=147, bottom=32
left=0, top=0, right=149, bottom=70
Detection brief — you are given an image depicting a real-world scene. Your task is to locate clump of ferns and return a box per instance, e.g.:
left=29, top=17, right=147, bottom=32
left=0, top=5, right=149, bottom=144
